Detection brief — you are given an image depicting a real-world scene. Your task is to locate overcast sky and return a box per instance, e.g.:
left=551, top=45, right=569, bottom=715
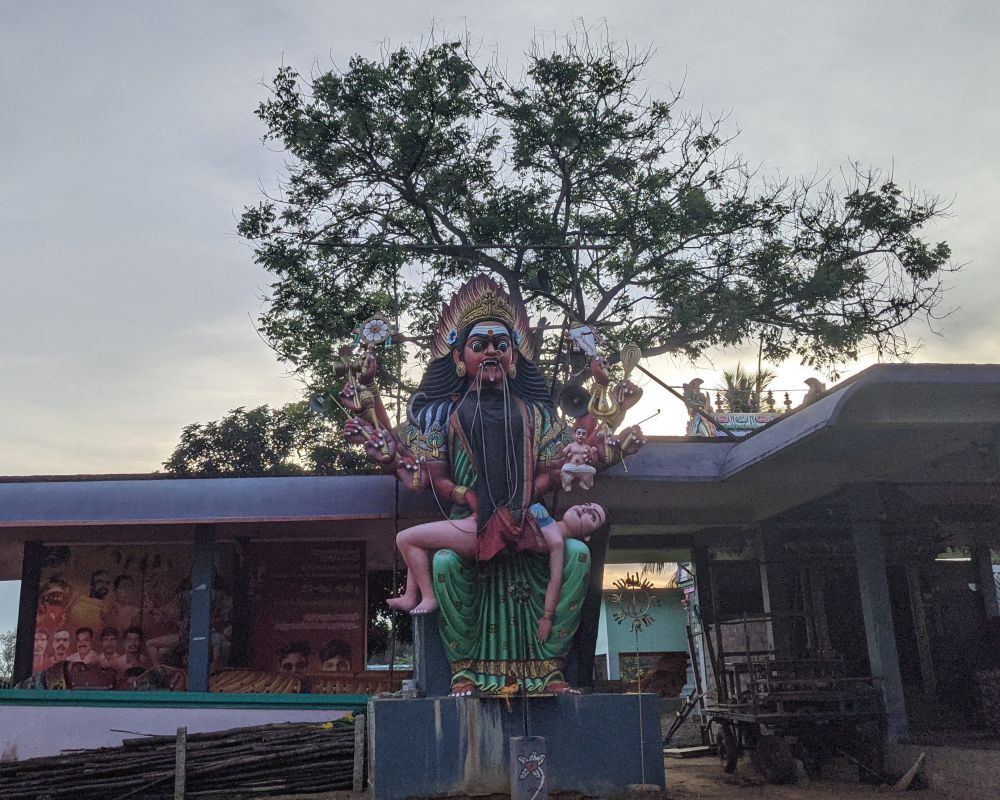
left=1, top=0, right=997, bottom=477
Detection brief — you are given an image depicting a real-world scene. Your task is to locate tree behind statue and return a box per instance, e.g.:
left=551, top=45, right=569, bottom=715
left=240, top=24, right=955, bottom=391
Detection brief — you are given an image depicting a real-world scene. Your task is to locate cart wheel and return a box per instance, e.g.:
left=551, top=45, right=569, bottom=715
left=717, top=722, right=739, bottom=773
left=750, top=734, right=796, bottom=784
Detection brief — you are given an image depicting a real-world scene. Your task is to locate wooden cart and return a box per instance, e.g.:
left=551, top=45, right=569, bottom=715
left=702, top=614, right=885, bottom=783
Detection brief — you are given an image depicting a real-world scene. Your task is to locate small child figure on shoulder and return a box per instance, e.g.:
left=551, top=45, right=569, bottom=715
left=560, top=426, right=598, bottom=492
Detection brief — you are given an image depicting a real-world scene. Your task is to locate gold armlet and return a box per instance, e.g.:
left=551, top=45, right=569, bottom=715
left=452, top=485, right=469, bottom=504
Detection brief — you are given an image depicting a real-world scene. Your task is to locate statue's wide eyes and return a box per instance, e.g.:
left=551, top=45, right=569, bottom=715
left=497, top=340, right=509, bottom=352
left=471, top=341, right=484, bottom=352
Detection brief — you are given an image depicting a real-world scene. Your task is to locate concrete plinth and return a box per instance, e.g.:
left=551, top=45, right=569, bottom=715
left=367, top=693, right=665, bottom=800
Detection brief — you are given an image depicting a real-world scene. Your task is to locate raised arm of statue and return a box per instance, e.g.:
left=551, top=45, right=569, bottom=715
left=341, top=352, right=395, bottom=431
left=337, top=351, right=406, bottom=467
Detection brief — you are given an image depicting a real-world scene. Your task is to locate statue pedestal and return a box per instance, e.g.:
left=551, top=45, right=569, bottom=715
left=367, top=693, right=665, bottom=800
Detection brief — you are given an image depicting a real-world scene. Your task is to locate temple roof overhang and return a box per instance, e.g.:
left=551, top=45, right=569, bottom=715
left=594, top=363, right=1000, bottom=558
left=0, top=473, right=437, bottom=528
left=2, top=363, right=999, bottom=575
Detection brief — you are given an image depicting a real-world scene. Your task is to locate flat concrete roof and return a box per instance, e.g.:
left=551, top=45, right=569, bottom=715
left=0, top=474, right=439, bottom=527
left=2, top=363, right=999, bottom=575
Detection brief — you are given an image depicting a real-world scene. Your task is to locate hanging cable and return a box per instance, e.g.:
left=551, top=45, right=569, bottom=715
left=388, top=276, right=403, bottom=680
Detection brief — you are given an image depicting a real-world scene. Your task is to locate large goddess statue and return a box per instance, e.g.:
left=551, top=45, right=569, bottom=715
left=341, top=276, right=644, bottom=695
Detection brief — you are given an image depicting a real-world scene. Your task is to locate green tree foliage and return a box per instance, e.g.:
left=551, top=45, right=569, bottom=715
left=162, top=403, right=372, bottom=477
left=239, top=28, right=953, bottom=387
left=0, top=629, right=15, bottom=684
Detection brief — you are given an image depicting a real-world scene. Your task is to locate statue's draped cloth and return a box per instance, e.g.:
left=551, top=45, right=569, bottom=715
left=434, top=541, right=590, bottom=693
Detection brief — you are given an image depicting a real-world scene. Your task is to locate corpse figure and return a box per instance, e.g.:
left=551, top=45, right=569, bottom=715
left=386, top=502, right=606, bottom=623
left=560, top=426, right=598, bottom=491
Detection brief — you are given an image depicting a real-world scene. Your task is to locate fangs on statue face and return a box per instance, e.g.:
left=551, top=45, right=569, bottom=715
left=459, top=320, right=514, bottom=389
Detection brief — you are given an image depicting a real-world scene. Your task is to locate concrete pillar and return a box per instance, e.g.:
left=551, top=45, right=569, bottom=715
left=12, top=542, right=43, bottom=684
left=187, top=523, right=216, bottom=692
left=759, top=531, right=797, bottom=659
left=850, top=488, right=907, bottom=741
left=689, top=546, right=717, bottom=702
left=412, top=612, right=452, bottom=696
left=754, top=531, right=777, bottom=654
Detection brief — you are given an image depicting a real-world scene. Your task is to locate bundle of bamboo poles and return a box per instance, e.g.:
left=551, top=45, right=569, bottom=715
left=0, top=719, right=357, bottom=799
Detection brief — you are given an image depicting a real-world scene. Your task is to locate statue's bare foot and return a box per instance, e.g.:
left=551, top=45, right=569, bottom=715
left=387, top=594, right=418, bottom=612
left=547, top=681, right=581, bottom=695
left=450, top=680, right=478, bottom=697
left=411, top=597, right=438, bottom=615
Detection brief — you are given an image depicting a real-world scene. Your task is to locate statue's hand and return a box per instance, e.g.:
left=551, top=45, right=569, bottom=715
left=342, top=417, right=373, bottom=445
left=340, top=383, right=365, bottom=415
left=608, top=425, right=646, bottom=457
left=537, top=617, right=552, bottom=644
left=613, top=380, right=643, bottom=412
left=364, top=430, right=396, bottom=464
left=343, top=418, right=396, bottom=464
left=617, top=425, right=645, bottom=456
left=396, top=455, right=429, bottom=491
left=600, top=425, right=646, bottom=464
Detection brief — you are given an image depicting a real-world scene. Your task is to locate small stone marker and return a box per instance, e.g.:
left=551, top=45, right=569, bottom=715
left=510, top=736, right=547, bottom=800
left=352, top=714, right=366, bottom=792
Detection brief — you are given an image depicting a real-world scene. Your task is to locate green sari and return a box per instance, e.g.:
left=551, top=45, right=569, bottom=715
left=433, top=540, right=591, bottom=693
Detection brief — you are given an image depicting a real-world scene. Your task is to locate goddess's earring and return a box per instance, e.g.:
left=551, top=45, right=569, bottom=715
left=508, top=364, right=517, bottom=379
left=455, top=362, right=467, bottom=378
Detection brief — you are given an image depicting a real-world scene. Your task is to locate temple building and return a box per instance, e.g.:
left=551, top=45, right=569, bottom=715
left=2, top=363, right=998, bottom=777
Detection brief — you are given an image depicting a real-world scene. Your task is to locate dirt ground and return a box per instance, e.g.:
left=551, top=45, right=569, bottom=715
left=266, top=754, right=955, bottom=800
left=665, top=756, right=953, bottom=800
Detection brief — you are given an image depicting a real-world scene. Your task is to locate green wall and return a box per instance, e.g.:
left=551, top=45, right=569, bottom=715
left=598, top=589, right=687, bottom=679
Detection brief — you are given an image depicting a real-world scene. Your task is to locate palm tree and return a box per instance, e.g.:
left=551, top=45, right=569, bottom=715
left=717, top=363, right=777, bottom=413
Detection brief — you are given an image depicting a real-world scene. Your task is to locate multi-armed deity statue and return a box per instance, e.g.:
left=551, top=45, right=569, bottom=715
left=340, top=276, right=645, bottom=696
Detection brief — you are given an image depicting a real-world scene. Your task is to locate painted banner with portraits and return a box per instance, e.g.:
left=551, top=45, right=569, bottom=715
left=248, top=541, right=366, bottom=676
left=32, top=544, right=216, bottom=688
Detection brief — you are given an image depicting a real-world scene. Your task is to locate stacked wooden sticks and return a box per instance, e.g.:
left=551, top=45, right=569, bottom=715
left=0, top=720, right=357, bottom=799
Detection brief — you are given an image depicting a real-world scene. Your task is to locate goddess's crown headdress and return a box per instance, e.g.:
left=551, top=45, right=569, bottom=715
left=431, top=275, right=534, bottom=360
